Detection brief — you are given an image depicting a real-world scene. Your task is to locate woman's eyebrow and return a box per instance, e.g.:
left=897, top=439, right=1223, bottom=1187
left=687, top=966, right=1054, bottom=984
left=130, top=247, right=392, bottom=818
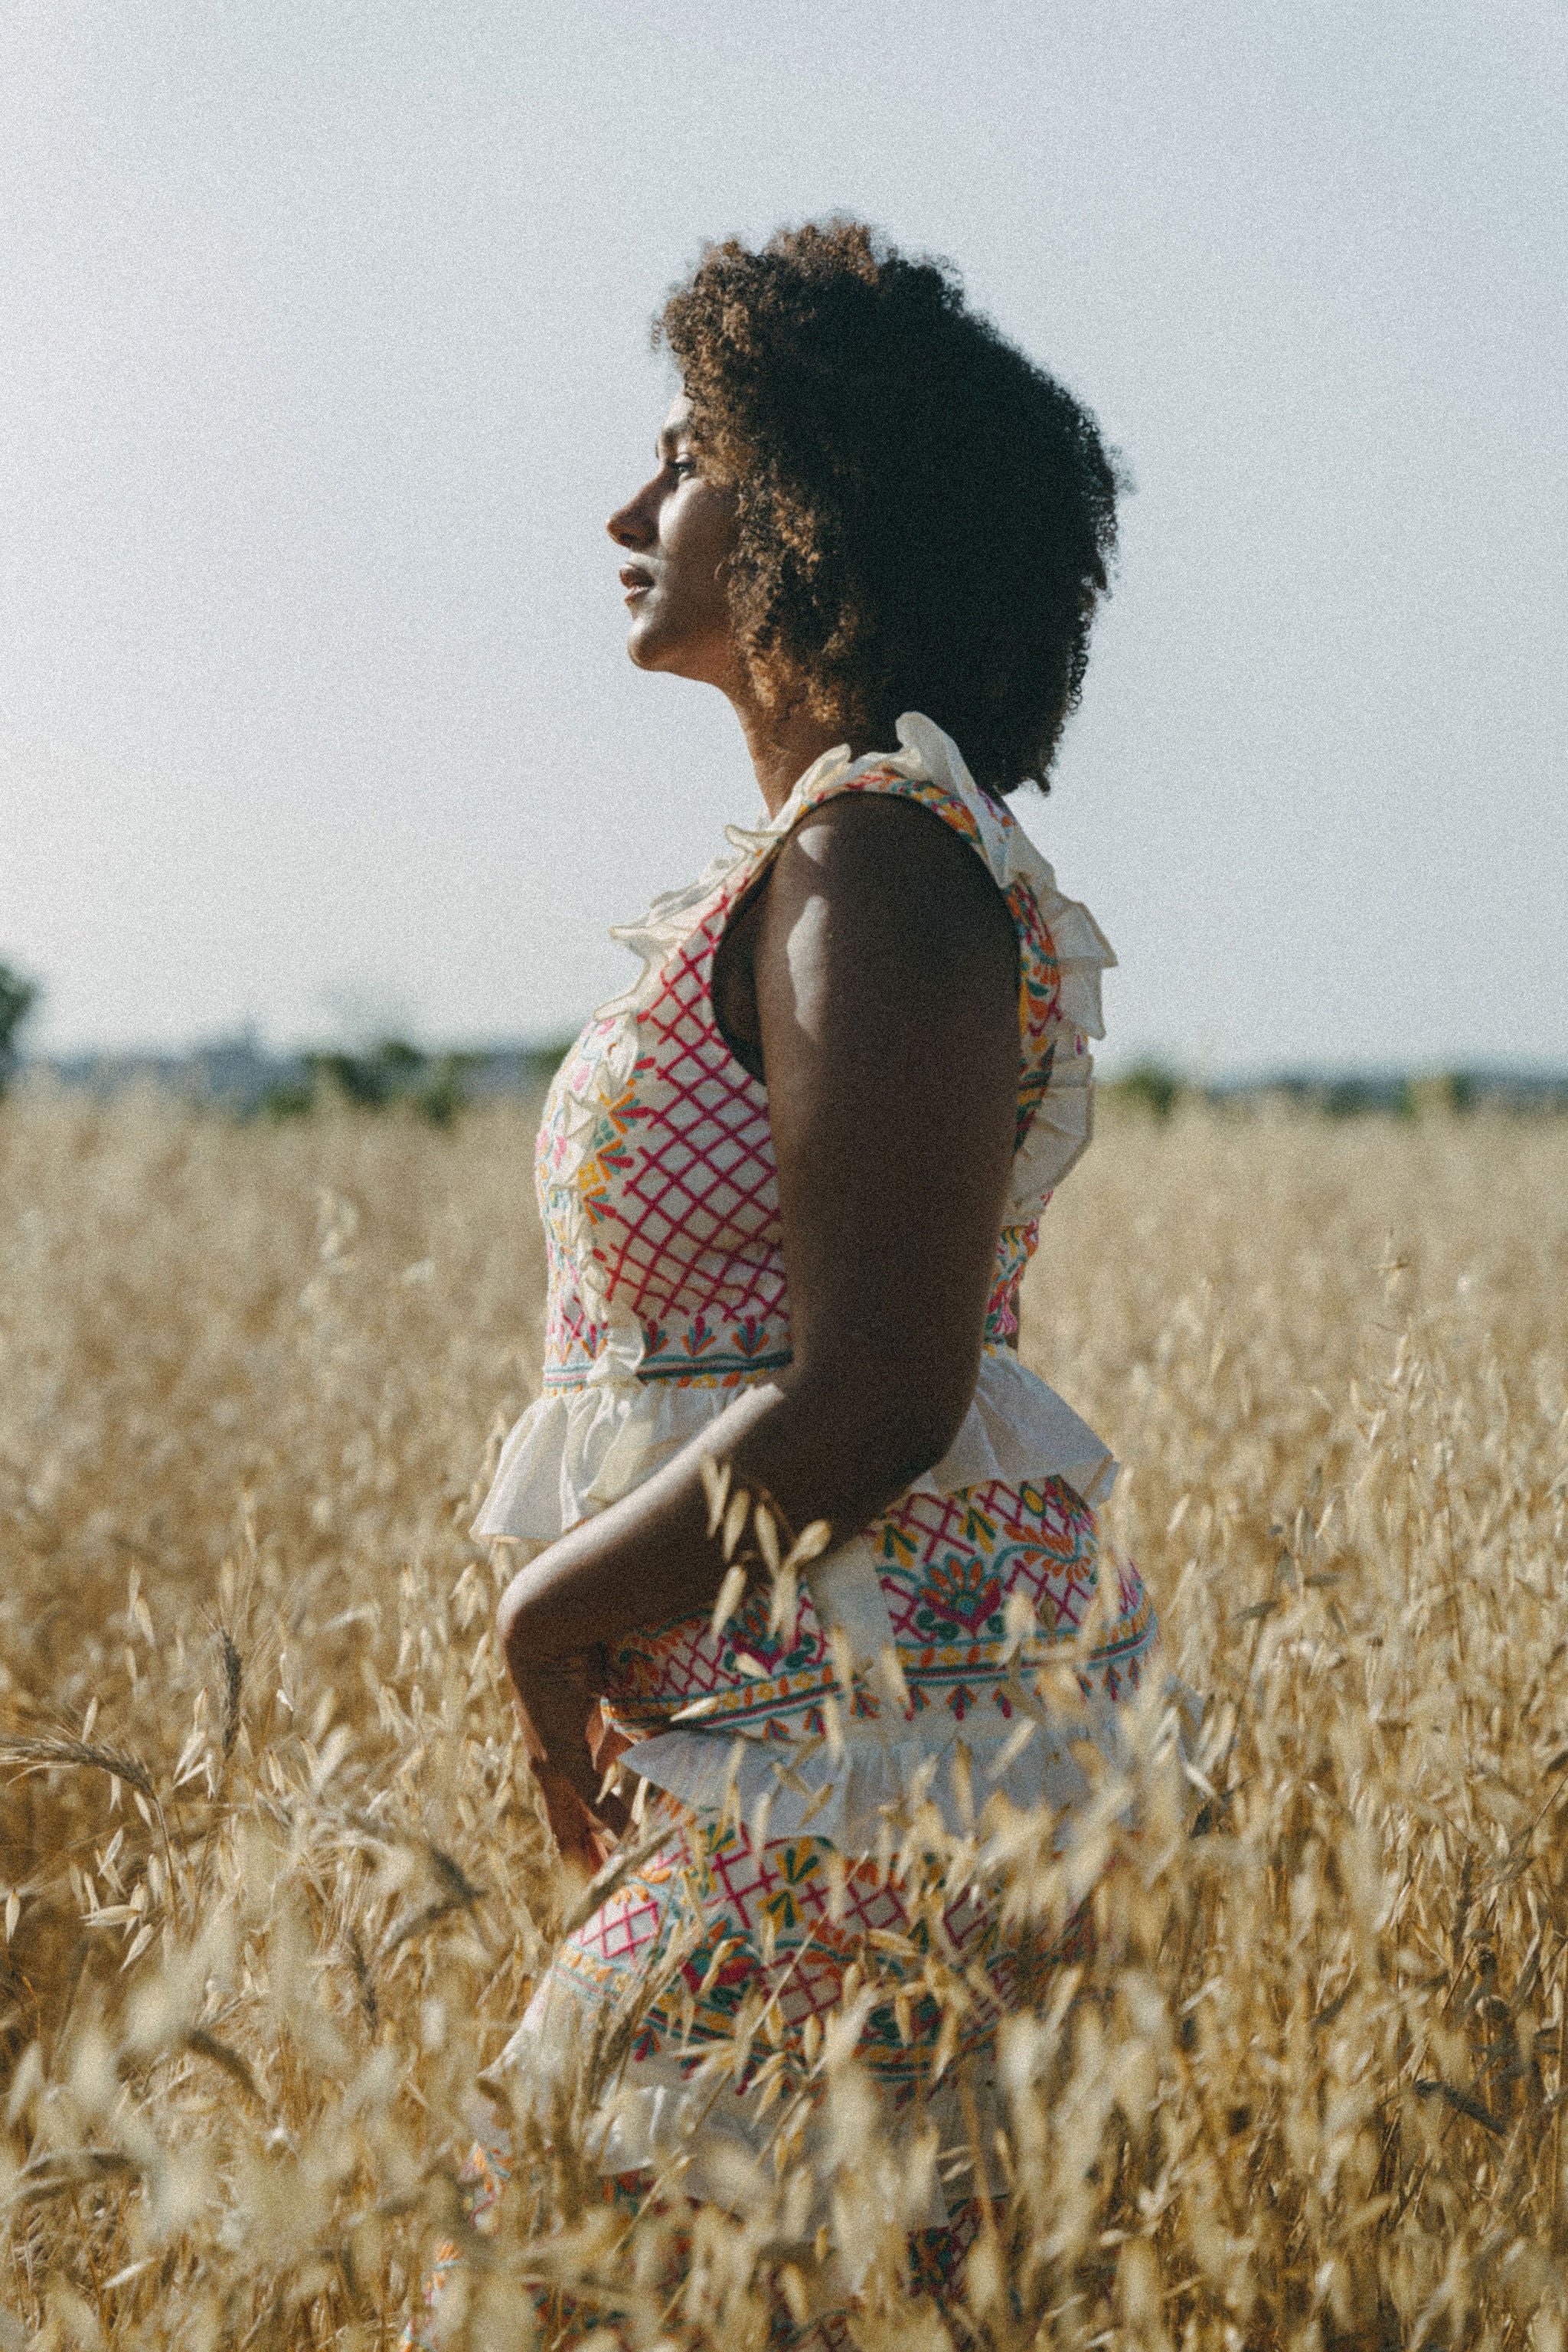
left=656, top=425, right=682, bottom=462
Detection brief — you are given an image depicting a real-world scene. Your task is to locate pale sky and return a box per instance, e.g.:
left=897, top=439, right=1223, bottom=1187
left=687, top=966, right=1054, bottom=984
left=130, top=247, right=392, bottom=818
left=3, top=0, right=1563, bottom=1076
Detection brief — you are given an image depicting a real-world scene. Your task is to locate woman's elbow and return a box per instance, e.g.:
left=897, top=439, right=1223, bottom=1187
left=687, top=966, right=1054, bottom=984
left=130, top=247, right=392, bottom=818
left=882, top=1392, right=970, bottom=1488
left=495, top=1572, right=540, bottom=1671
left=799, top=1357, right=975, bottom=1497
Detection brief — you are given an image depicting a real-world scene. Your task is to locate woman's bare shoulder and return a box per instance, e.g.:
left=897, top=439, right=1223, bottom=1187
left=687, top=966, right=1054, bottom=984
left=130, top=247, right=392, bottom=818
left=765, top=786, right=1018, bottom=995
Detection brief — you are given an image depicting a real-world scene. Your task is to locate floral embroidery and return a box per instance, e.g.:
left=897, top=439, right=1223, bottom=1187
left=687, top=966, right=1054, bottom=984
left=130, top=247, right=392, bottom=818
left=985, top=1222, right=1039, bottom=1347
left=866, top=1476, right=1155, bottom=1723
left=1008, top=877, right=1062, bottom=1149
left=575, top=1074, right=646, bottom=1223
left=525, top=1809, right=1084, bottom=2116
left=756, top=1839, right=824, bottom=1936
left=913, top=1553, right=1004, bottom=1643
left=598, top=1569, right=838, bottom=1741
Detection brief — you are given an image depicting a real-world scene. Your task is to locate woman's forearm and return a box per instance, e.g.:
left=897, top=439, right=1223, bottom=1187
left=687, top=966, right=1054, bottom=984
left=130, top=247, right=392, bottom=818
left=496, top=1353, right=970, bottom=1681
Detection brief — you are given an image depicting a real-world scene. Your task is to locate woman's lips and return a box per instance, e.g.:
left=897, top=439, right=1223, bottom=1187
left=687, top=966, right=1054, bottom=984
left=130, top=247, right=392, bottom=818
left=619, top=566, right=654, bottom=603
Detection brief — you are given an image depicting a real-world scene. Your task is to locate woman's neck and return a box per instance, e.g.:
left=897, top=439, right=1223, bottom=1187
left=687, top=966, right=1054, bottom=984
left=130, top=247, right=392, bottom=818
left=730, top=691, right=887, bottom=818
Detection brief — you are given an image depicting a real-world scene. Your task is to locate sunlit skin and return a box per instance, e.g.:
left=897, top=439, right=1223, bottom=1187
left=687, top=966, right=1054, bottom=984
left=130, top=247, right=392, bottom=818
left=498, top=395, right=1020, bottom=1875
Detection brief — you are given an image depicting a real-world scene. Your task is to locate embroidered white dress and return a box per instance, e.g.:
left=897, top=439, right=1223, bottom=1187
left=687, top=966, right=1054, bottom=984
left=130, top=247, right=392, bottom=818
left=459, top=715, right=1157, bottom=2326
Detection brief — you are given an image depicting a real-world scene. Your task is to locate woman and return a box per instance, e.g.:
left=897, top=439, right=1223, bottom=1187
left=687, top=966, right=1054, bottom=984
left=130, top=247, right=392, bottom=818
left=417, top=220, right=1156, bottom=2344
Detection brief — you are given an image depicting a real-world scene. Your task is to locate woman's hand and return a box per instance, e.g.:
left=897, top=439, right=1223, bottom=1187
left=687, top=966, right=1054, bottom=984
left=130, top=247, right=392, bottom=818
left=508, top=1648, right=632, bottom=1877
left=532, top=1762, right=622, bottom=1879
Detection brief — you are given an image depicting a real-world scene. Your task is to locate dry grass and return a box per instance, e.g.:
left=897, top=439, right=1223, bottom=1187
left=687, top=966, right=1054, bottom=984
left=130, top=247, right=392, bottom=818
left=0, top=1087, right=1564, bottom=2350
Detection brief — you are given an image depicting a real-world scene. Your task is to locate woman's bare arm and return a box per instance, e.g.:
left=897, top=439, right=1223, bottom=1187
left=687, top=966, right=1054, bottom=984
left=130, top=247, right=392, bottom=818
left=498, top=792, right=1018, bottom=1847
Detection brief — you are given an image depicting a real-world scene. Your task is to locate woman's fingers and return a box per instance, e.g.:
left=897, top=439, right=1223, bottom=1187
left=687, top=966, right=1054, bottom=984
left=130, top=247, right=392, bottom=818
left=535, top=1762, right=628, bottom=1870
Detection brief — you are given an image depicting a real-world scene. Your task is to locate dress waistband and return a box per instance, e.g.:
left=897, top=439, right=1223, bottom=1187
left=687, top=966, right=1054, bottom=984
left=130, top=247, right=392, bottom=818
left=543, top=1305, right=793, bottom=1392
left=541, top=1226, right=1036, bottom=1393
left=474, top=1340, right=1116, bottom=1546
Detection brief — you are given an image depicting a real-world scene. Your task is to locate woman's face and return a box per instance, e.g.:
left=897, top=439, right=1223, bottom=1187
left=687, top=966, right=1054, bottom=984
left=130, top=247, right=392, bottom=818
left=607, top=396, right=741, bottom=690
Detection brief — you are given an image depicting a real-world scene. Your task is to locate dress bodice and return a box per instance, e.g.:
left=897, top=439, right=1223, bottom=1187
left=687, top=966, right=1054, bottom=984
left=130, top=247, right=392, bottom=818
left=537, top=760, right=1059, bottom=1387
left=475, top=714, right=1119, bottom=1545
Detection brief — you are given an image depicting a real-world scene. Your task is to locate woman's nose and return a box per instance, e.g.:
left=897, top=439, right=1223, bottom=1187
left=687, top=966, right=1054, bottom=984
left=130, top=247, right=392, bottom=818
left=607, top=480, right=658, bottom=550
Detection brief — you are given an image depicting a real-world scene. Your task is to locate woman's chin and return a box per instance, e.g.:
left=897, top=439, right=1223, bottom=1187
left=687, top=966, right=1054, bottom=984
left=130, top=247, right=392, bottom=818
left=626, top=622, right=677, bottom=675
left=623, top=613, right=656, bottom=666
left=624, top=613, right=720, bottom=686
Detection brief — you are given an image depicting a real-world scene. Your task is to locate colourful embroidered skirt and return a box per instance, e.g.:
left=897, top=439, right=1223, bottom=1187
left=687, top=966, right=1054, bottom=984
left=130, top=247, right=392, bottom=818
left=404, top=1802, right=1097, bottom=2350
left=408, top=1477, right=1152, bottom=2346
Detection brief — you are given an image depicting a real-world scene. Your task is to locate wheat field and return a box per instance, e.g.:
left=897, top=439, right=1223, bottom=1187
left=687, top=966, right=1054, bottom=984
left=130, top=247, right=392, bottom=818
left=0, top=1088, right=1565, bottom=2350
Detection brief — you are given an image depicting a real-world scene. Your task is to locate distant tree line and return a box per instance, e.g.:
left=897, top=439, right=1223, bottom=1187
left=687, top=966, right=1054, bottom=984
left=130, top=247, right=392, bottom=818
left=1103, top=1059, right=1559, bottom=1119
left=0, top=991, right=574, bottom=1122
left=255, top=1037, right=578, bottom=1122
left=259, top=1039, right=475, bottom=1125
left=3, top=969, right=1560, bottom=1125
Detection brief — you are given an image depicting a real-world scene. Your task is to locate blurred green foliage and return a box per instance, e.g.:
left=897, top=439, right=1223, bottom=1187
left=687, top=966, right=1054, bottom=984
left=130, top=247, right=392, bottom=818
left=261, top=1040, right=478, bottom=1126
left=0, top=962, right=39, bottom=1099
left=1109, top=1059, right=1184, bottom=1118
left=1318, top=1076, right=1414, bottom=1119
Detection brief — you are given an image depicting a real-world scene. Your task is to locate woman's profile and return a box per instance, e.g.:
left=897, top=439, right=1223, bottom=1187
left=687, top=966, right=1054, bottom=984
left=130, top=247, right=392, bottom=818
left=409, top=217, right=1157, bottom=2347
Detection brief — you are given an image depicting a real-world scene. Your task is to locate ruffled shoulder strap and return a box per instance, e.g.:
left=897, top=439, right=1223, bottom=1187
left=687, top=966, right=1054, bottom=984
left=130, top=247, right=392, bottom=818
left=728, top=712, right=1116, bottom=1215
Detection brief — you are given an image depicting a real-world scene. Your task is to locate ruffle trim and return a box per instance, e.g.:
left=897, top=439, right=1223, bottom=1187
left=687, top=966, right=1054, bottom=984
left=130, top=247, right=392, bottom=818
left=616, top=1700, right=1131, bottom=1858
left=472, top=1341, right=1117, bottom=1542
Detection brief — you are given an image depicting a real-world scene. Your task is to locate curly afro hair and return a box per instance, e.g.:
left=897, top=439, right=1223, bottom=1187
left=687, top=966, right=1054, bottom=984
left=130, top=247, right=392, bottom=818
left=656, top=219, right=1122, bottom=798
